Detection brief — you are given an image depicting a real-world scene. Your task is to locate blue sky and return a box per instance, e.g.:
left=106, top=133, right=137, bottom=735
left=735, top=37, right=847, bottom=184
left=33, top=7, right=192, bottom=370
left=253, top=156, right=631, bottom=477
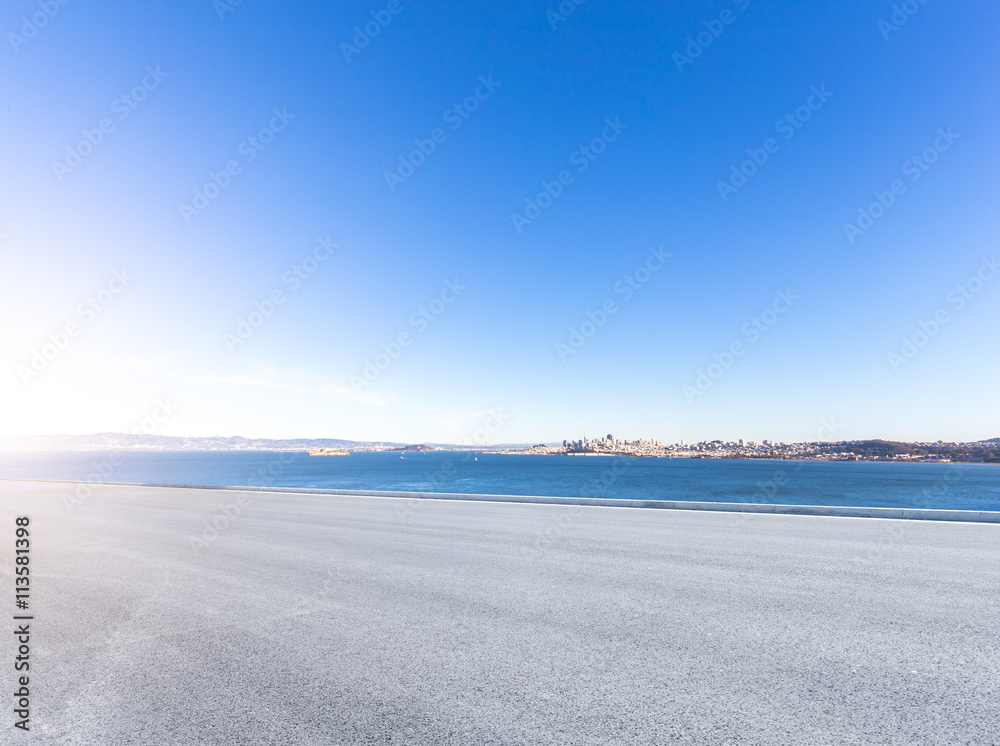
left=1, top=0, right=997, bottom=444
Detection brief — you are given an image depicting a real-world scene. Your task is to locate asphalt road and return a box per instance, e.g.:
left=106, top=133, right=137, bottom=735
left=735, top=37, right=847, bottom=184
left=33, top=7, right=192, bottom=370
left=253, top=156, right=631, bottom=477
left=2, top=480, right=998, bottom=745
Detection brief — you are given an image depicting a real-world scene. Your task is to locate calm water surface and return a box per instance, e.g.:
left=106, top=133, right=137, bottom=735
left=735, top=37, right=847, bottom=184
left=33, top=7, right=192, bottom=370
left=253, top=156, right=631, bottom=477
left=1, top=450, right=998, bottom=511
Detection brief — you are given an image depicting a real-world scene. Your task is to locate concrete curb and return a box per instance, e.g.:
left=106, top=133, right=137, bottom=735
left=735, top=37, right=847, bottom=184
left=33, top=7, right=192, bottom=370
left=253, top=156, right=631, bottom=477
left=5, top=478, right=1000, bottom=523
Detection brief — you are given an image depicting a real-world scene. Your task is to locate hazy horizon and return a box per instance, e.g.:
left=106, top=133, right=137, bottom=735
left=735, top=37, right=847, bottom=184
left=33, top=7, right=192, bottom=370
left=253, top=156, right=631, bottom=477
left=2, top=430, right=998, bottom=451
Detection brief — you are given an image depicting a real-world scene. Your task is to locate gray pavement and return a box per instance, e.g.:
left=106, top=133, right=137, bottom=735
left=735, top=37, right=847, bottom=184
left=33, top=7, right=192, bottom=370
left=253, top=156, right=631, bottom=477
left=2, top=479, right=998, bottom=745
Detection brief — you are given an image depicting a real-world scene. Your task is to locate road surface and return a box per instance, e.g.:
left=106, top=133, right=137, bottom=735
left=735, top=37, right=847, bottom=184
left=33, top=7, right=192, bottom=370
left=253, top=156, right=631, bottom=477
left=2, top=480, right=998, bottom=744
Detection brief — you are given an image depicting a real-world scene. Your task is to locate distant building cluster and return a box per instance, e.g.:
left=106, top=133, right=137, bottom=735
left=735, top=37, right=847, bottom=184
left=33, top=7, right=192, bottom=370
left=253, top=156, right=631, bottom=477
left=507, top=436, right=1000, bottom=462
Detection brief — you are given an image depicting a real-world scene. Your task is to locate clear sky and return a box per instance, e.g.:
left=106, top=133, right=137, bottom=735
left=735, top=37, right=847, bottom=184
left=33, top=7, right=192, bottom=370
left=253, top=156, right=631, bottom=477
left=1, top=0, right=998, bottom=445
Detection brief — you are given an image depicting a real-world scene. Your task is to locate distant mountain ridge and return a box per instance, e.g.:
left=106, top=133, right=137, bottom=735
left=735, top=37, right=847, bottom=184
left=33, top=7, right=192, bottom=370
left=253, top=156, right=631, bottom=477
left=0, top=433, right=996, bottom=456
left=0, top=433, right=404, bottom=451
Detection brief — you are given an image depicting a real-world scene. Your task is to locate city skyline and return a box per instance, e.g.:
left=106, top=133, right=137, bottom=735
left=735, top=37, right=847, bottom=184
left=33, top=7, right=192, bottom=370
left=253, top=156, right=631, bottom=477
left=2, top=1, right=998, bottom=445
left=3, top=429, right=997, bottom=453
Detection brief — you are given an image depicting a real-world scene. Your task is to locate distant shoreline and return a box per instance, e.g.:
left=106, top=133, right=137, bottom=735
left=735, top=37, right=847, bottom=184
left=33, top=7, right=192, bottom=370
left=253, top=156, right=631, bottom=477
left=0, top=447, right=997, bottom=465
left=2, top=435, right=997, bottom=461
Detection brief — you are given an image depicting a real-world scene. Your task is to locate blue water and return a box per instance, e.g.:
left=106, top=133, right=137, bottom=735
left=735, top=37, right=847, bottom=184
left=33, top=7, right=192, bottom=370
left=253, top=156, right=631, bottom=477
left=0, top=450, right=998, bottom=511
